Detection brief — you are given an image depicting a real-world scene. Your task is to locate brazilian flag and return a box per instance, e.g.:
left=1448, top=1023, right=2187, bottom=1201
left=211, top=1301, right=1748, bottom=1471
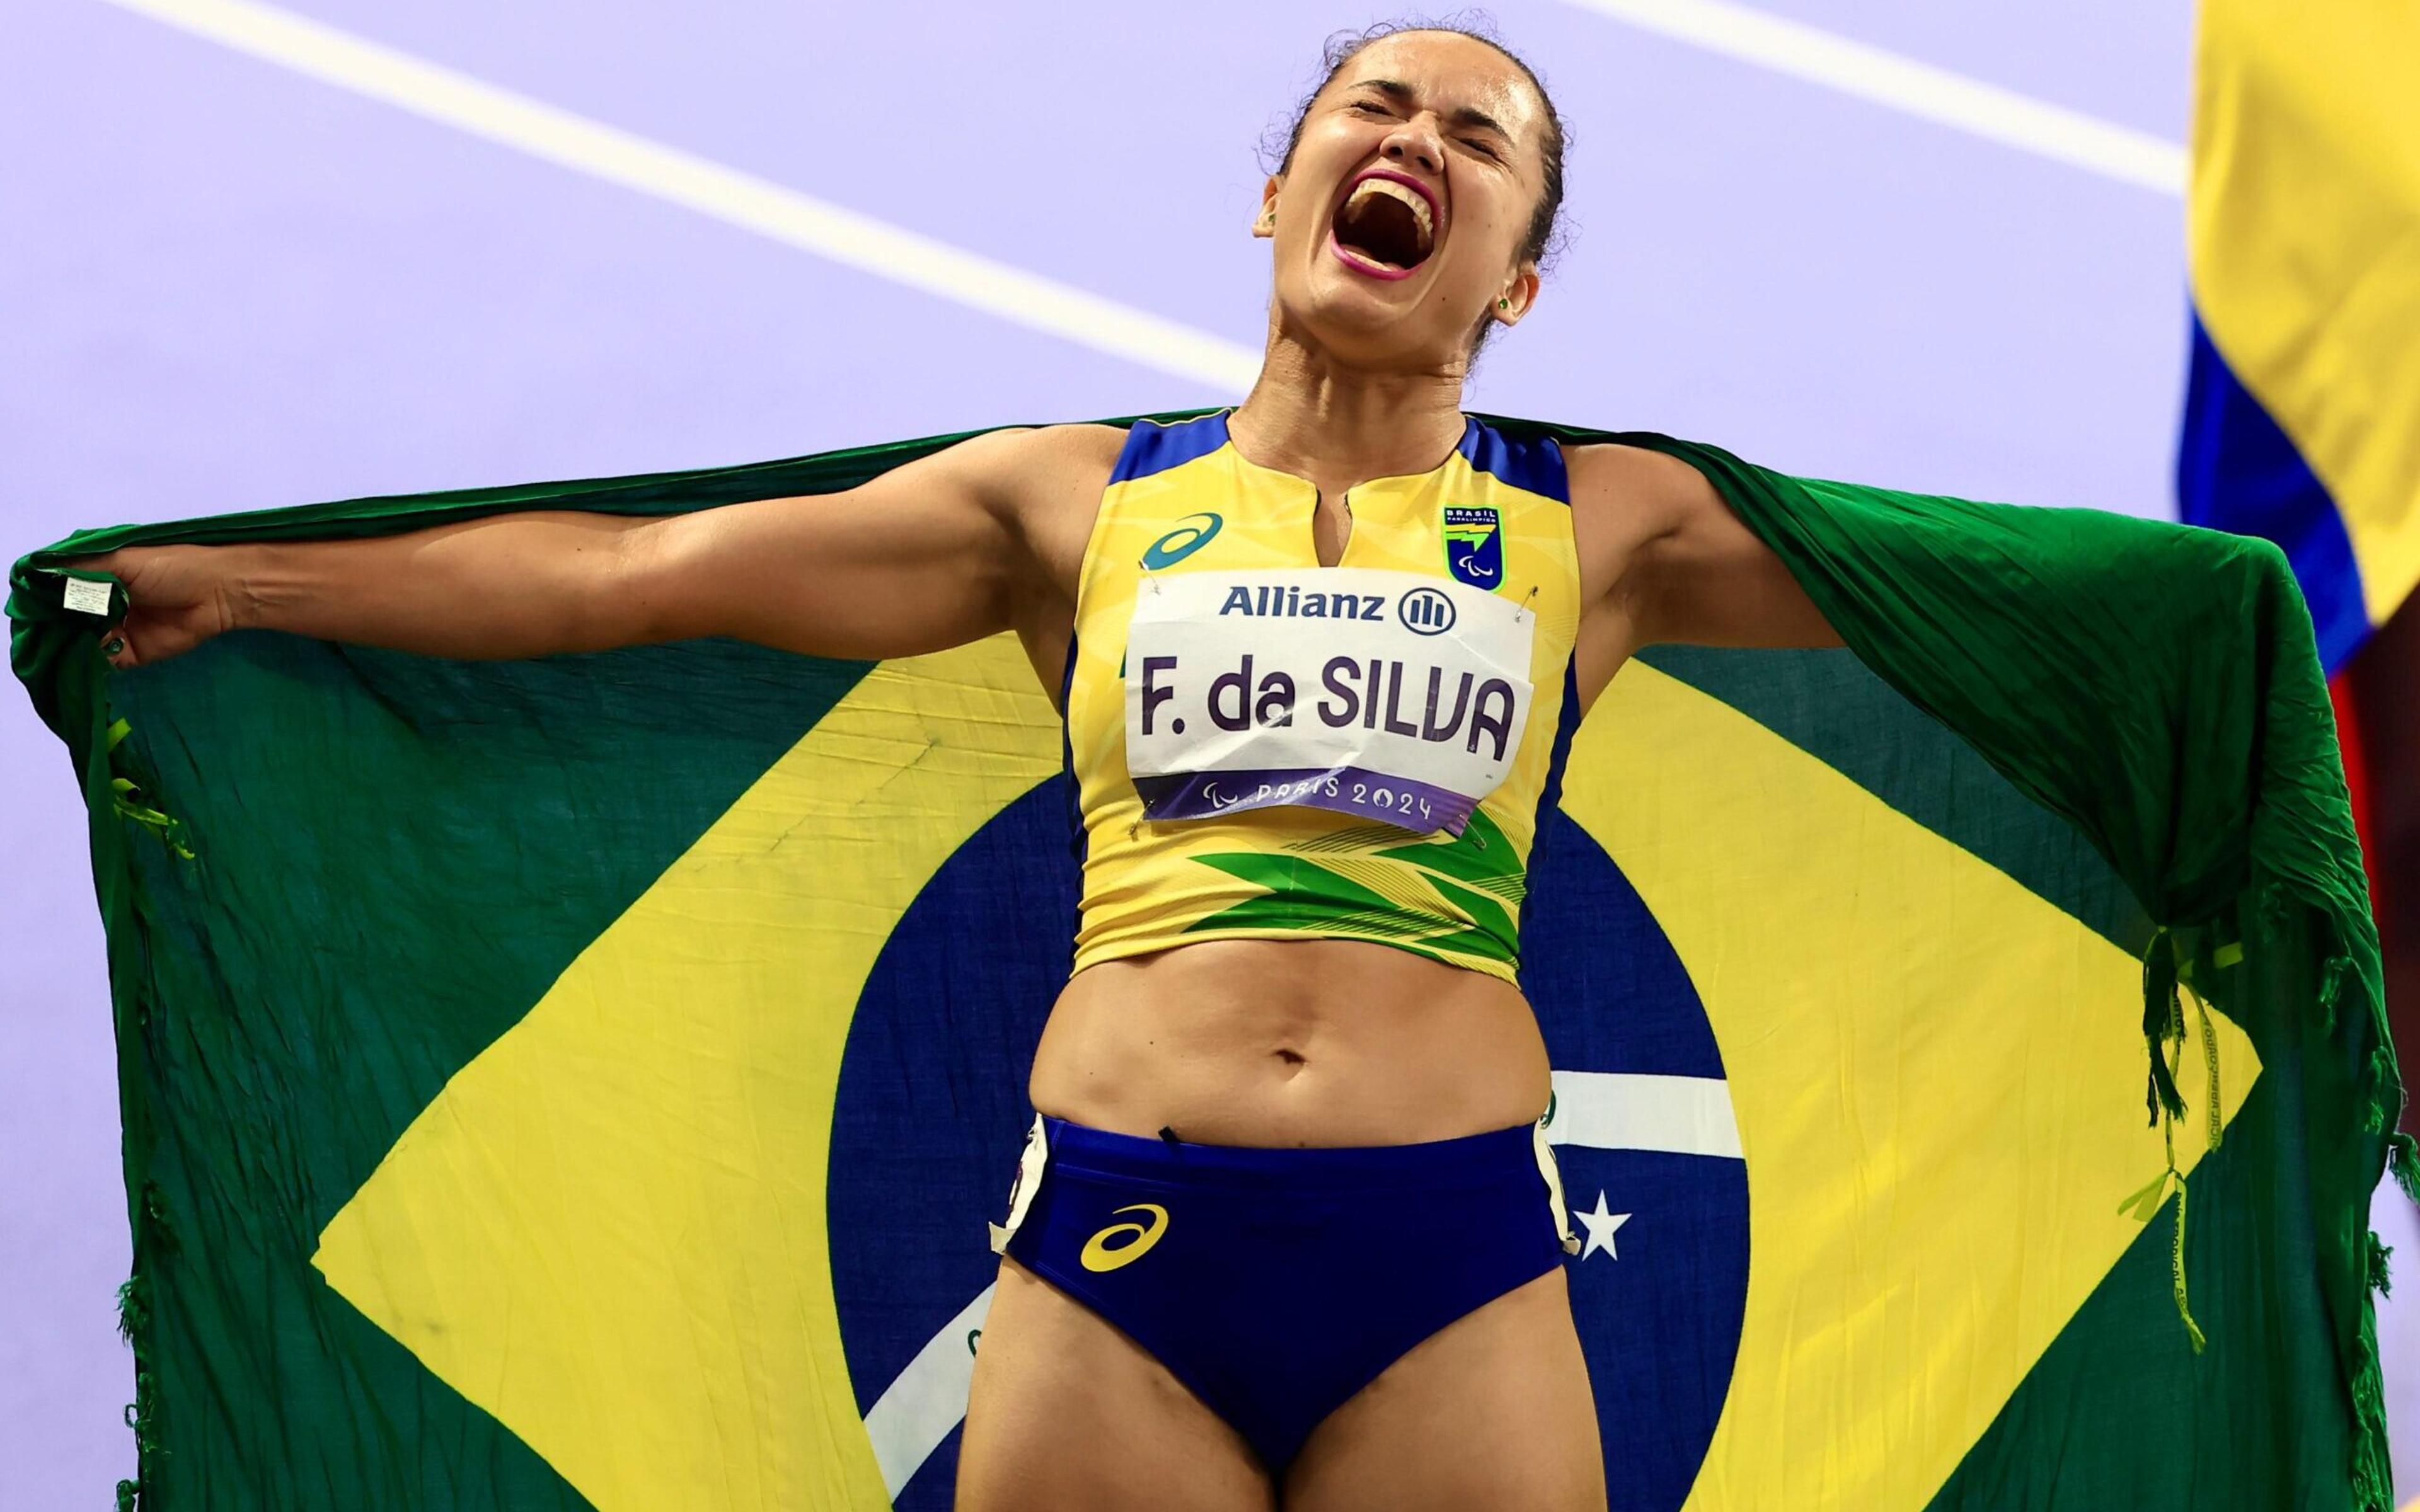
left=9, top=415, right=2402, bottom=1510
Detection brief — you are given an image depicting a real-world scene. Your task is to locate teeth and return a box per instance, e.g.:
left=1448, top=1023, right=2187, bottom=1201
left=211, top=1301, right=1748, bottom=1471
left=1347, top=178, right=1434, bottom=250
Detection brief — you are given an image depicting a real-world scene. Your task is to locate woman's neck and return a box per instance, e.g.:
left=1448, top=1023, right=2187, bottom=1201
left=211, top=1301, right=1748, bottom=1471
left=1228, top=329, right=1470, bottom=496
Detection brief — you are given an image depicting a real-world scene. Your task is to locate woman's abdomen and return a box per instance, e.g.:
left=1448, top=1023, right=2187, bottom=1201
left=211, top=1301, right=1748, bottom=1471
left=1029, top=939, right=1552, bottom=1147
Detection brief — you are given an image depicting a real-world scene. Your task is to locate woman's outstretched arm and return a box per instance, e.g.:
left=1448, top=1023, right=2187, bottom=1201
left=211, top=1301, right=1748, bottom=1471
left=83, top=425, right=1097, bottom=668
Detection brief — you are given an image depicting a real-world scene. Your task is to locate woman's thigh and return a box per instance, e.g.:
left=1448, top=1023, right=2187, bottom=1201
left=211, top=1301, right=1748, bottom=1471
left=1281, top=1268, right=1605, bottom=1512
left=957, top=1257, right=1274, bottom=1512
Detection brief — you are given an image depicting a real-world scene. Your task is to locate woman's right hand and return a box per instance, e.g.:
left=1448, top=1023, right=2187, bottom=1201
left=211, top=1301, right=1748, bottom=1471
left=74, top=545, right=244, bottom=670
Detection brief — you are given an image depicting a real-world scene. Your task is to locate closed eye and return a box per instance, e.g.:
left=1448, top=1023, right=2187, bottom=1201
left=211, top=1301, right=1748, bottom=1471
left=1347, top=100, right=1394, bottom=117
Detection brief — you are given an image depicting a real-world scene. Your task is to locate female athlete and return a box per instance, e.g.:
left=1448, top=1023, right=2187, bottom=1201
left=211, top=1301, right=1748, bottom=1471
left=88, top=23, right=1840, bottom=1512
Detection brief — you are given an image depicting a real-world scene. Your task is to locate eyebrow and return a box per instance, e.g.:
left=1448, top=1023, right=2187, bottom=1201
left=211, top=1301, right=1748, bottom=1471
left=1349, top=77, right=1513, bottom=139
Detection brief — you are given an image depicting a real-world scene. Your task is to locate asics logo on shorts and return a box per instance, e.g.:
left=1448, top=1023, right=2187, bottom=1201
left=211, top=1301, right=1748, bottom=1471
left=1078, top=1203, right=1171, bottom=1272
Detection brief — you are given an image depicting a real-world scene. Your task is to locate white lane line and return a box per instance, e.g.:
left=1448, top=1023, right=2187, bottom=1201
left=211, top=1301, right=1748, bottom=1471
left=864, top=1282, right=994, bottom=1499
left=93, top=0, right=1264, bottom=391
left=1559, top=0, right=2187, bottom=195
left=1549, top=1070, right=1742, bottom=1159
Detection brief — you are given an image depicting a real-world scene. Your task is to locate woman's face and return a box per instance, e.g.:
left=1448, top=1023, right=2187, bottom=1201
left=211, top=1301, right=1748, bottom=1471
left=1257, top=32, right=1547, bottom=370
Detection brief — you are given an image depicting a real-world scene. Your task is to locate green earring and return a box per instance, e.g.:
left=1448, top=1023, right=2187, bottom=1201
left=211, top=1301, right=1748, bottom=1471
left=1498, top=298, right=1510, bottom=310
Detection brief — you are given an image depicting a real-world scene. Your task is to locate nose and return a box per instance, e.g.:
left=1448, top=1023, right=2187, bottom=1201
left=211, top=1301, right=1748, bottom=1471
left=1379, top=115, right=1444, bottom=176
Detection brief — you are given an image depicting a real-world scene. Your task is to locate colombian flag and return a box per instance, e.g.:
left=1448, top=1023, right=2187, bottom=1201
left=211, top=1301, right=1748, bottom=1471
left=2179, top=0, right=2420, bottom=670
left=9, top=417, right=2400, bottom=1509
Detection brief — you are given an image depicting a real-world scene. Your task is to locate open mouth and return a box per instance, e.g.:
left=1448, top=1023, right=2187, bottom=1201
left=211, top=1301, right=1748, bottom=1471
left=1330, top=171, right=1438, bottom=280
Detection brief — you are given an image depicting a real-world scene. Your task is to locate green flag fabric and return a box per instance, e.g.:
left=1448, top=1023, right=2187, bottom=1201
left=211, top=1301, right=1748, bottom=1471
left=9, top=413, right=2403, bottom=1511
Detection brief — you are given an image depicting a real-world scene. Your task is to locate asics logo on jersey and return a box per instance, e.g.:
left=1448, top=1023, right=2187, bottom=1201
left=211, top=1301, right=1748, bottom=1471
left=1141, top=513, right=1223, bottom=570
left=1079, top=1203, right=1171, bottom=1272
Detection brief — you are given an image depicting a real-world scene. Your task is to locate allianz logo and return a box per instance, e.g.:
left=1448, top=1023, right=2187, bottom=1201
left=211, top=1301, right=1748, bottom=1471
left=1215, top=583, right=1459, bottom=636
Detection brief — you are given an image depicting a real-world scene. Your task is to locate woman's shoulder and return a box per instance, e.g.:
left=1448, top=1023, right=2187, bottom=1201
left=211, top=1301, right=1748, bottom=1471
left=1562, top=437, right=1700, bottom=488
left=899, top=423, right=1128, bottom=523
left=1563, top=440, right=1719, bottom=541
left=1032, top=423, right=1132, bottom=481
left=908, top=425, right=1127, bottom=582
left=924, top=421, right=1127, bottom=476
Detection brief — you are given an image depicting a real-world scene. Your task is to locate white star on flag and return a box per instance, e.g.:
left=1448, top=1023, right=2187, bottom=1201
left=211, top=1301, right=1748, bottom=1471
left=1572, top=1189, right=1631, bottom=1261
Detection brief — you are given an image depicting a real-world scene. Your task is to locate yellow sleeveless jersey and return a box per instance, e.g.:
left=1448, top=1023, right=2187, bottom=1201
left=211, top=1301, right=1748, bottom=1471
left=1062, top=412, right=1584, bottom=983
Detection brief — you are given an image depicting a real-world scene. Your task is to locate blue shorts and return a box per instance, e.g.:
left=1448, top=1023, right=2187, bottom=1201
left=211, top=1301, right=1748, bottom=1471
left=994, top=1116, right=1576, bottom=1472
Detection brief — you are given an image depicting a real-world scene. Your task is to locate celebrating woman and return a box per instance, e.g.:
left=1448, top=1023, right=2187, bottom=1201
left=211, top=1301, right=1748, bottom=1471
left=88, top=23, right=1840, bottom=1511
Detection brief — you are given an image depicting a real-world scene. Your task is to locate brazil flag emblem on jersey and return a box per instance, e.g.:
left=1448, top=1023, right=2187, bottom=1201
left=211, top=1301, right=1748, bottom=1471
left=10, top=414, right=2400, bottom=1510
left=1443, top=504, right=1504, bottom=590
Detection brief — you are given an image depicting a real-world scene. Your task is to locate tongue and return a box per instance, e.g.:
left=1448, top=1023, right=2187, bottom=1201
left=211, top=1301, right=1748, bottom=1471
left=1339, top=191, right=1425, bottom=269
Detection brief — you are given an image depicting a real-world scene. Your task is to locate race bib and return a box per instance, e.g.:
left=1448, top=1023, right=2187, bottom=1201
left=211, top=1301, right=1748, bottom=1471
left=1125, top=567, right=1534, bottom=835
